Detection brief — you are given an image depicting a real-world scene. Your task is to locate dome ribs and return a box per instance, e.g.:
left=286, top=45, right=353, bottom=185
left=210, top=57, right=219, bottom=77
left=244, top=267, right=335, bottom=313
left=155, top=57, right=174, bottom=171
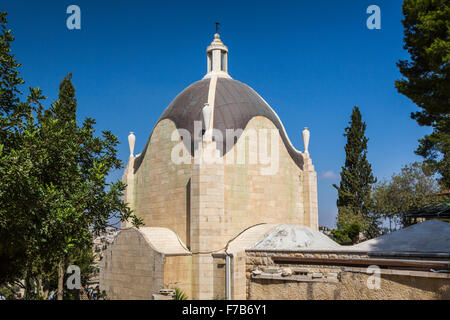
left=134, top=78, right=304, bottom=172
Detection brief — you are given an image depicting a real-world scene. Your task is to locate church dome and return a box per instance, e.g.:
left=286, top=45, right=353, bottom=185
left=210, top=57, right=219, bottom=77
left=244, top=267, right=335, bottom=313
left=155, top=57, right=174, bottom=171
left=134, top=33, right=304, bottom=171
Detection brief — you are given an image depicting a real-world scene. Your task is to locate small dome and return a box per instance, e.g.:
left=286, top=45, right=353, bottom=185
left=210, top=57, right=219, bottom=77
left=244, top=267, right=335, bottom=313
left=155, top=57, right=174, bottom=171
left=253, top=224, right=340, bottom=250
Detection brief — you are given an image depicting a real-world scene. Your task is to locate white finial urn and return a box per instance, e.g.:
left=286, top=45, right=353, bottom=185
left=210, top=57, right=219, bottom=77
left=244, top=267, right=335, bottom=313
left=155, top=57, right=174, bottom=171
left=128, top=132, right=136, bottom=157
left=302, top=127, right=310, bottom=154
left=202, top=103, right=212, bottom=130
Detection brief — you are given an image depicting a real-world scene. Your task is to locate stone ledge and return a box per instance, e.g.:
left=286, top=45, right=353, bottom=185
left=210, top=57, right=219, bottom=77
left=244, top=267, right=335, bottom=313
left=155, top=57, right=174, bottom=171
left=342, top=266, right=450, bottom=279
left=368, top=251, right=450, bottom=259
left=246, top=248, right=369, bottom=254
left=251, top=273, right=339, bottom=283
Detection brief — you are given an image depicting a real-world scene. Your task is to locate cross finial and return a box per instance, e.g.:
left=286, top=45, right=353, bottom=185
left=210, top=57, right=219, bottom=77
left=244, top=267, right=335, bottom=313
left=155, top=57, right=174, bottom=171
left=215, top=22, right=219, bottom=33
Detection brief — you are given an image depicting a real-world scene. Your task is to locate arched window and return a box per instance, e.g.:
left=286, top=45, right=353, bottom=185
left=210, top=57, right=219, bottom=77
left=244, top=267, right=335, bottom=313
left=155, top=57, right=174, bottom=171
left=221, top=52, right=225, bottom=71
left=208, top=53, right=213, bottom=72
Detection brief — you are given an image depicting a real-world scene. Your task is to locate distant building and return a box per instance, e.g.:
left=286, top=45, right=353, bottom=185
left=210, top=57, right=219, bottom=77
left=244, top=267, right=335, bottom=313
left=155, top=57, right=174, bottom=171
left=319, top=225, right=332, bottom=236
left=90, top=228, right=119, bottom=285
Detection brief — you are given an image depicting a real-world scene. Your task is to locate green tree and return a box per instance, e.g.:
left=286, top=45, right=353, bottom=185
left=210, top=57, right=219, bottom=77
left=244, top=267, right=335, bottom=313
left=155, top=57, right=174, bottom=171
left=30, top=74, right=142, bottom=299
left=0, top=11, right=43, bottom=286
left=372, top=162, right=443, bottom=230
left=395, top=0, right=450, bottom=189
left=0, top=11, right=26, bottom=139
left=333, top=107, right=378, bottom=243
left=0, top=12, right=142, bottom=298
left=331, top=221, right=362, bottom=246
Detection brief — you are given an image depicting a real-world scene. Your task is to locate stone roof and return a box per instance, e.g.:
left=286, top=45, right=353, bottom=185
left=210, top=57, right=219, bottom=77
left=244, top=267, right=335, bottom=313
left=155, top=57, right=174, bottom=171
left=246, top=221, right=450, bottom=254
left=353, top=220, right=450, bottom=253
left=252, top=224, right=341, bottom=250
left=138, top=227, right=190, bottom=255
left=133, top=77, right=304, bottom=171
left=226, top=224, right=278, bottom=254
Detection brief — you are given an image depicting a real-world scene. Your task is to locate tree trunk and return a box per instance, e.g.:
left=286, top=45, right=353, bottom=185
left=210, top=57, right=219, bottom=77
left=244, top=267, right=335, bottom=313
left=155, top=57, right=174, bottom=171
left=38, top=277, right=44, bottom=298
left=57, top=261, right=64, bottom=300
left=24, top=270, right=31, bottom=300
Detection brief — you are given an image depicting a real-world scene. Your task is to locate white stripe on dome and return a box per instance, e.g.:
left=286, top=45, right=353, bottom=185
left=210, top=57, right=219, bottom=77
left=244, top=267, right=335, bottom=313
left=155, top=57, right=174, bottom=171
left=207, top=75, right=218, bottom=131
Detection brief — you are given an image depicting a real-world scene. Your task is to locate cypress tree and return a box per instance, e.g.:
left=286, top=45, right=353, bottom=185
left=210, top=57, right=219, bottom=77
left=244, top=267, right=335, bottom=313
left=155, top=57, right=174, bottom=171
left=333, top=106, right=377, bottom=243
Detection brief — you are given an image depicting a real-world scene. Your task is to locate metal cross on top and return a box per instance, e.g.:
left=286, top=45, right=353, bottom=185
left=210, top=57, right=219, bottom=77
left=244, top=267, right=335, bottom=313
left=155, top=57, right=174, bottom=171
left=215, top=22, right=219, bottom=33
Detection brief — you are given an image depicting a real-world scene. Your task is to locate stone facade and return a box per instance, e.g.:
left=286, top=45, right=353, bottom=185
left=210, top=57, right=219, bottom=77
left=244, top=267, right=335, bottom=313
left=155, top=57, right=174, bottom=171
left=245, top=250, right=450, bottom=300
left=126, top=115, right=317, bottom=246
left=248, top=271, right=450, bottom=300
left=223, top=116, right=311, bottom=238
left=100, top=228, right=165, bottom=300
left=100, top=227, right=191, bottom=300
left=163, top=255, right=193, bottom=297
left=103, top=32, right=319, bottom=300
left=123, top=119, right=193, bottom=244
left=114, top=113, right=318, bottom=299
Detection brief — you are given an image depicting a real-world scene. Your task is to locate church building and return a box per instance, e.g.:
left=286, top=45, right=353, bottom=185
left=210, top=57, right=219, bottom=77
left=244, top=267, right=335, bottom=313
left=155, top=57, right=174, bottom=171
left=100, top=31, right=319, bottom=300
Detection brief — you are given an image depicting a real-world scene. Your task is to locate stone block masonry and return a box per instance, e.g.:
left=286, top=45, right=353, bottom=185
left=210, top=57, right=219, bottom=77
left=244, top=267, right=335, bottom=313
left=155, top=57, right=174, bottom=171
left=245, top=249, right=450, bottom=300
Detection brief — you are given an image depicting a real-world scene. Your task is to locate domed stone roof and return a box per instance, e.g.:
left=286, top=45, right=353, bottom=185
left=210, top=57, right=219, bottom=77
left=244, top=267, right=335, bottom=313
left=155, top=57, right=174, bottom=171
left=133, top=33, right=304, bottom=171
left=134, top=77, right=304, bottom=171
left=253, top=224, right=340, bottom=250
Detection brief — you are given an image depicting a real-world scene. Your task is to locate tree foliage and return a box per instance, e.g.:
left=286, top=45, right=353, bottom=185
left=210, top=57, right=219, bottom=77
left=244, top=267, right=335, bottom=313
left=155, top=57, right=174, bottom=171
left=0, top=12, right=142, bottom=296
left=0, top=10, right=36, bottom=285
left=333, top=106, right=378, bottom=243
left=331, top=221, right=361, bottom=246
left=173, top=287, right=188, bottom=300
left=395, top=0, right=450, bottom=189
left=372, top=162, right=442, bottom=230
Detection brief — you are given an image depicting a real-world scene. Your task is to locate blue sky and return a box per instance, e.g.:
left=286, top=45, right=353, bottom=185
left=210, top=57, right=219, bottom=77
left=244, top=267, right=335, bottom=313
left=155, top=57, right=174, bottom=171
left=3, top=1, right=427, bottom=228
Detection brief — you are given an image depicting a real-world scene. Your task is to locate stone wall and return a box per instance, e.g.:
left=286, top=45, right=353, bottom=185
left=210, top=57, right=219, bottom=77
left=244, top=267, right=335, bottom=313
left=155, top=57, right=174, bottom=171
left=131, top=116, right=318, bottom=251
left=100, top=228, right=165, bottom=300
left=132, top=119, right=192, bottom=245
left=123, top=115, right=319, bottom=299
left=246, top=250, right=450, bottom=300
left=248, top=271, right=450, bottom=300
left=223, top=116, right=315, bottom=241
left=190, top=139, right=226, bottom=299
left=100, top=228, right=193, bottom=300
left=212, top=256, right=226, bottom=300
left=231, top=251, right=248, bottom=300
left=164, top=255, right=193, bottom=298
